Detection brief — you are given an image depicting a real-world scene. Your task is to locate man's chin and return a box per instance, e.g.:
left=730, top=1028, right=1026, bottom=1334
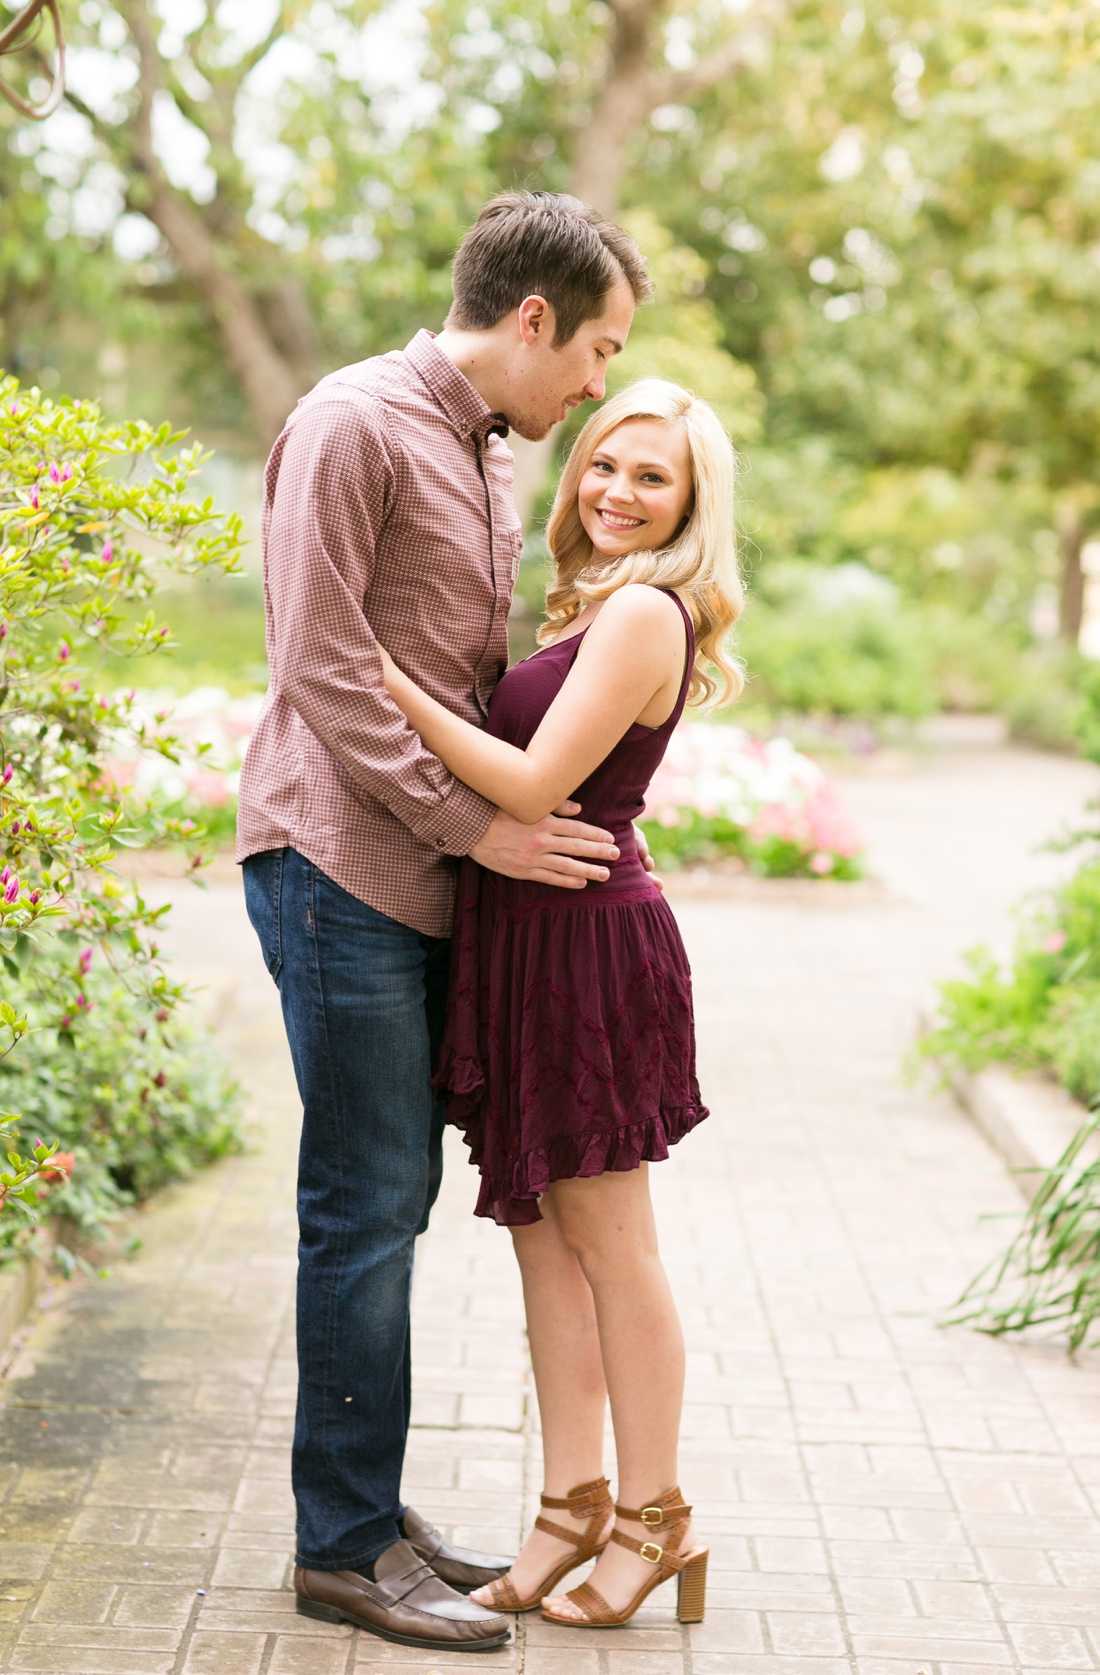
left=506, top=413, right=556, bottom=443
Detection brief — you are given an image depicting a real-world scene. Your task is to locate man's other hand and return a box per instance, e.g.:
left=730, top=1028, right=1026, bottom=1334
left=634, top=822, right=665, bottom=894
left=469, top=802, right=618, bottom=889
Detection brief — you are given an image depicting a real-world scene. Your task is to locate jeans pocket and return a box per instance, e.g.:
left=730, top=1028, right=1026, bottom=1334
left=243, top=848, right=284, bottom=982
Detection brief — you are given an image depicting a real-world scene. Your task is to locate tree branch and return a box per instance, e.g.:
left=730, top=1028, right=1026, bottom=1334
left=570, top=0, right=791, bottom=213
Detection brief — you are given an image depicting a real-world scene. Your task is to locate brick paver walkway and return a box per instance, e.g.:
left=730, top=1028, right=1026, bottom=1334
left=2, top=741, right=1099, bottom=1675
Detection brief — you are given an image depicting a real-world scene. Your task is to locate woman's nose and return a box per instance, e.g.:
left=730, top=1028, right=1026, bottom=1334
left=605, top=476, right=634, bottom=503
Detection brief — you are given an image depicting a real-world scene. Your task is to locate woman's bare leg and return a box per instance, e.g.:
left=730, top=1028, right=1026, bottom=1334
left=470, top=1199, right=610, bottom=1604
left=541, top=1164, right=695, bottom=1618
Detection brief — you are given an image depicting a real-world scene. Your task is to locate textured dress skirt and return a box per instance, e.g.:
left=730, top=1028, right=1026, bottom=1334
left=434, top=590, right=708, bottom=1225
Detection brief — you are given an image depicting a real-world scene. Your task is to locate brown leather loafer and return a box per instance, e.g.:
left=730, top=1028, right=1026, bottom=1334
left=401, top=1504, right=514, bottom=1593
left=294, top=1540, right=510, bottom=1651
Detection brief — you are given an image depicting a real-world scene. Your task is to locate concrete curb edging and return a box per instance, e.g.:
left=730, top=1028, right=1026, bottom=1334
left=950, top=1063, right=1098, bottom=1200
left=0, top=1226, right=57, bottom=1373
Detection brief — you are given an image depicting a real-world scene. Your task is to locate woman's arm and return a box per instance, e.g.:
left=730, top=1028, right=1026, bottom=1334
left=379, top=585, right=686, bottom=825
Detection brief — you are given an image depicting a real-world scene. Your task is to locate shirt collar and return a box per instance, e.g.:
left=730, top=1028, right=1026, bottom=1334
left=404, top=329, right=509, bottom=443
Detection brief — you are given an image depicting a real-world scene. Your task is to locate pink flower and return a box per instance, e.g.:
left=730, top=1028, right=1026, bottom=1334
left=10, top=823, right=18, bottom=837
left=58, top=642, right=70, bottom=663
left=28, top=890, right=39, bottom=905
left=48, top=463, right=61, bottom=486
left=809, top=852, right=835, bottom=875
left=28, top=486, right=39, bottom=510
left=4, top=877, right=19, bottom=904
left=0, top=623, right=7, bottom=640
left=2, top=765, right=11, bottom=786
left=1, top=867, right=10, bottom=885
left=79, top=948, right=93, bottom=974
left=39, top=1151, right=74, bottom=1185
left=1042, top=930, right=1067, bottom=955
left=101, top=539, right=113, bottom=564
left=60, top=463, right=73, bottom=482
left=184, top=767, right=231, bottom=807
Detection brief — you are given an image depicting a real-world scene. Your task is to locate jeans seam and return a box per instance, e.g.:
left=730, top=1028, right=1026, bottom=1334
left=270, top=846, right=284, bottom=976
left=302, top=859, right=354, bottom=1515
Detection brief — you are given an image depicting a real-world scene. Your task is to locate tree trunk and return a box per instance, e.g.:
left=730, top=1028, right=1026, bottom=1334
left=116, top=0, right=307, bottom=450
left=1058, top=506, right=1086, bottom=643
left=139, top=183, right=305, bottom=449
left=570, top=2, right=658, bottom=215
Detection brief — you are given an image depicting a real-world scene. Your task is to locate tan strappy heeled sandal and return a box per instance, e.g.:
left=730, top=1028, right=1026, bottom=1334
left=541, top=1485, right=708, bottom=1627
left=477, top=1476, right=613, bottom=1613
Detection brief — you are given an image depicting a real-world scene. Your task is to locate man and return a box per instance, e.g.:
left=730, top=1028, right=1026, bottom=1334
left=237, top=191, right=651, bottom=1653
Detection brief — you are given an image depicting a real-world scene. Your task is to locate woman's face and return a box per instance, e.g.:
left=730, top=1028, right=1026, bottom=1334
left=577, top=418, right=693, bottom=561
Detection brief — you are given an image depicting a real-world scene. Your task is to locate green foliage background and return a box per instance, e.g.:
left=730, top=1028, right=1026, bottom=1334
left=2, top=0, right=1098, bottom=737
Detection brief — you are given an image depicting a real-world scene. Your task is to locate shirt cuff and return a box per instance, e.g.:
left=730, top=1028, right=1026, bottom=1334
left=424, top=778, right=496, bottom=857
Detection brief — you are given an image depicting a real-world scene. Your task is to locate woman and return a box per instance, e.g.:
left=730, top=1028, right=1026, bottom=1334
left=377, top=378, right=744, bottom=1630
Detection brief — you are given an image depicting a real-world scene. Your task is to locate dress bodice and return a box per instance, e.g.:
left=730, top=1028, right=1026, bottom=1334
left=484, top=590, right=694, bottom=902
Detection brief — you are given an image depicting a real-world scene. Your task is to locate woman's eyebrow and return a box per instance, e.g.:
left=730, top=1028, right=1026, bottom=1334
left=590, top=452, right=674, bottom=471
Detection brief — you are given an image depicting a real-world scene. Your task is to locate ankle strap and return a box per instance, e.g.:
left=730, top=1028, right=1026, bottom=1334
left=541, top=1477, right=611, bottom=1514
left=615, top=1498, right=691, bottom=1528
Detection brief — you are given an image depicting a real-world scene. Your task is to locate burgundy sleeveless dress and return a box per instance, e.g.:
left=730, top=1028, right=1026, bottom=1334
left=434, top=589, right=708, bottom=1226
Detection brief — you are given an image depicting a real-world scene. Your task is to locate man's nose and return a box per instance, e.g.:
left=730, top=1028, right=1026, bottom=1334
left=583, top=364, right=607, bottom=401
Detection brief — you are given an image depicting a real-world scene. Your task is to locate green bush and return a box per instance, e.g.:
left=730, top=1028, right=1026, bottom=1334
left=923, top=854, right=1100, bottom=1350
left=739, top=564, right=937, bottom=721
left=920, top=859, right=1100, bottom=1104
left=737, top=561, right=1043, bottom=727
left=0, top=375, right=244, bottom=1257
left=0, top=968, right=239, bottom=1256
left=638, top=809, right=863, bottom=880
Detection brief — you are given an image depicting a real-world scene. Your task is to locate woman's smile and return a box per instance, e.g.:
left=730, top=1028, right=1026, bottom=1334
left=595, top=507, right=646, bottom=530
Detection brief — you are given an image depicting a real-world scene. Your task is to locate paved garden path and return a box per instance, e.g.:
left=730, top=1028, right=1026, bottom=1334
left=2, top=740, right=1099, bottom=1675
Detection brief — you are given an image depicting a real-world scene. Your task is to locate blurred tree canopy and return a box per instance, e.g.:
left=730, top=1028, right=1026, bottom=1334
left=1, top=0, right=1097, bottom=649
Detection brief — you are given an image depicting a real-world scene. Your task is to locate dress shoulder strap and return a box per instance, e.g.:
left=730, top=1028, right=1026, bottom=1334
left=661, top=588, right=696, bottom=720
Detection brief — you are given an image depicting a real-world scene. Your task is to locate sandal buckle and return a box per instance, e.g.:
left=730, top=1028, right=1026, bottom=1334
left=639, top=1541, right=663, bottom=1563
left=640, top=1507, right=664, bottom=1527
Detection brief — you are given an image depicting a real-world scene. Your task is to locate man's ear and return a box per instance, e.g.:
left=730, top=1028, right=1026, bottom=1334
left=517, top=294, right=556, bottom=345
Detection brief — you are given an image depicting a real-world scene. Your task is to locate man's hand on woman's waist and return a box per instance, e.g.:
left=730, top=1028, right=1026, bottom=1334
left=469, top=801, right=619, bottom=888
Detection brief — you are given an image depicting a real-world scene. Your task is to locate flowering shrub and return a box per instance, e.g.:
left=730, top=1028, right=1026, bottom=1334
left=0, top=376, right=244, bottom=1257
left=101, top=686, right=263, bottom=850
left=640, top=722, right=865, bottom=879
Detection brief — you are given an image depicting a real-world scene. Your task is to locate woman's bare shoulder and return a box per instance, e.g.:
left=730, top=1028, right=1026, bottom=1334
left=587, top=583, right=685, bottom=638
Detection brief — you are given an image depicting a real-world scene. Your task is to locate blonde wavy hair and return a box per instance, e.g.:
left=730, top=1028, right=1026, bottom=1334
left=539, top=379, right=745, bottom=706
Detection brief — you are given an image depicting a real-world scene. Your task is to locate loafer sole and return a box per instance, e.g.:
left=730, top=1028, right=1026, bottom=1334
left=296, top=1593, right=510, bottom=1651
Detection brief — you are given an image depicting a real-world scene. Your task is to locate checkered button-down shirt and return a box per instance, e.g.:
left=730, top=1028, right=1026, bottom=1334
left=236, top=331, right=522, bottom=937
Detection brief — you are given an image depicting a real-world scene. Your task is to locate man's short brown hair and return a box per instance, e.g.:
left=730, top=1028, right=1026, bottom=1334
left=448, top=191, right=652, bottom=345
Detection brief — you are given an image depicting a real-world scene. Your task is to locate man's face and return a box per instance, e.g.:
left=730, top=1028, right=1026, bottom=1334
left=504, top=278, right=636, bottom=442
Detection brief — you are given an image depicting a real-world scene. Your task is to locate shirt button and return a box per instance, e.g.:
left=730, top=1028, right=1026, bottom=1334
left=434, top=837, right=445, bottom=848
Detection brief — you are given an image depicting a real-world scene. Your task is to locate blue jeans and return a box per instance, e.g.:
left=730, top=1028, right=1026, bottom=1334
left=243, top=847, right=450, bottom=1569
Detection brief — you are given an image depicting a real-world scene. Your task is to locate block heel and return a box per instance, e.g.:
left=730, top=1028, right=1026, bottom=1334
left=676, top=1549, right=708, bottom=1623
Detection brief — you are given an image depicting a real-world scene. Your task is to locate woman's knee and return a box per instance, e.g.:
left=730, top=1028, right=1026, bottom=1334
left=549, top=1174, right=659, bottom=1274
left=511, top=1212, right=580, bottom=1281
